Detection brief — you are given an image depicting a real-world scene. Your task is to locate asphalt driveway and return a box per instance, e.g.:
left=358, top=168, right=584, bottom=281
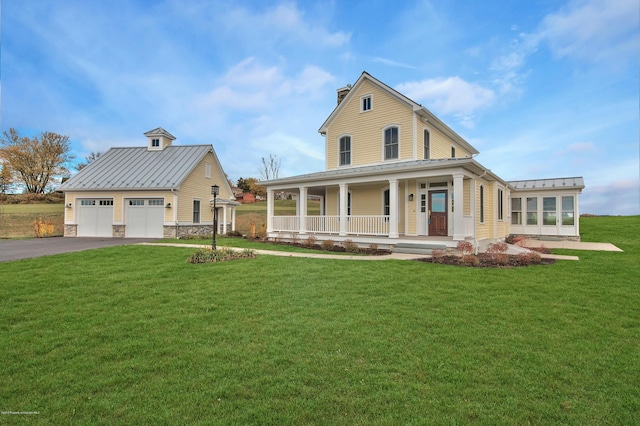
left=0, top=237, right=158, bottom=263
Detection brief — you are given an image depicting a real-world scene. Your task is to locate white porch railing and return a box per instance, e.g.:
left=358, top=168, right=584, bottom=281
left=270, top=215, right=390, bottom=236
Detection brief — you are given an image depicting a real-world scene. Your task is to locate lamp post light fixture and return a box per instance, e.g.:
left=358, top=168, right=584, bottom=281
left=211, top=184, right=219, bottom=250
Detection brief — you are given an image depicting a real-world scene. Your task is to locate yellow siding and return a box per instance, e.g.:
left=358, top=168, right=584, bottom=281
left=178, top=153, right=232, bottom=223
left=406, top=180, right=417, bottom=234
left=475, top=180, right=494, bottom=239
left=326, top=81, right=415, bottom=169
left=463, top=179, right=471, bottom=216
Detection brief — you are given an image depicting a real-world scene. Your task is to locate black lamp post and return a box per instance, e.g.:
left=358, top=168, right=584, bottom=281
left=211, top=184, right=219, bottom=250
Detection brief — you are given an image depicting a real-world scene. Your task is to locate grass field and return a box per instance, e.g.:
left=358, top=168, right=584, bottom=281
left=0, top=216, right=638, bottom=424
left=0, top=204, right=65, bottom=238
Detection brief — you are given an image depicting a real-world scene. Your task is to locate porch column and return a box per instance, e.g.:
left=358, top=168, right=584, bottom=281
left=299, top=186, right=307, bottom=234
left=222, top=206, right=228, bottom=234
left=267, top=189, right=274, bottom=232
left=339, top=183, right=348, bottom=236
left=453, top=173, right=465, bottom=240
left=389, top=178, right=399, bottom=238
left=231, top=206, right=236, bottom=231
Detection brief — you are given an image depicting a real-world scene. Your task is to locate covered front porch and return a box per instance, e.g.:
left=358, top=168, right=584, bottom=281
left=263, top=163, right=488, bottom=246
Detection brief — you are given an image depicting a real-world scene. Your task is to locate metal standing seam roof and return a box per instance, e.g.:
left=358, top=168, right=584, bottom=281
left=508, top=177, right=585, bottom=191
left=58, top=145, right=212, bottom=191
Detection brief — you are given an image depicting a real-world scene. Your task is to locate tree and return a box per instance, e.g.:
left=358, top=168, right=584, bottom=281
left=0, top=128, right=74, bottom=193
left=258, top=154, right=281, bottom=180
left=236, top=177, right=266, bottom=198
left=0, top=162, right=15, bottom=194
left=76, top=151, right=103, bottom=171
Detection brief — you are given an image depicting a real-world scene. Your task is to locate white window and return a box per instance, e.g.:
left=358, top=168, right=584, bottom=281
left=383, top=189, right=390, bottom=216
left=498, top=188, right=504, bottom=221
left=511, top=197, right=522, bottom=225
left=339, top=136, right=351, bottom=166
left=193, top=200, right=201, bottom=223
left=148, top=199, right=164, bottom=206
left=526, top=197, right=537, bottom=225
left=99, top=200, right=114, bottom=206
left=479, top=185, right=485, bottom=223
left=543, top=197, right=557, bottom=226
left=424, top=129, right=430, bottom=160
left=151, top=138, right=160, bottom=147
left=384, top=127, right=399, bottom=160
left=361, top=95, right=372, bottom=112
left=81, top=200, right=95, bottom=206
left=451, top=146, right=456, bottom=158
left=562, top=196, right=575, bottom=226
left=129, top=199, right=144, bottom=206
left=205, top=162, right=211, bottom=179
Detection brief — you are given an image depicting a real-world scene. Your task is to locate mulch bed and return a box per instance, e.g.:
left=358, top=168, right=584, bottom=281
left=417, top=253, right=556, bottom=268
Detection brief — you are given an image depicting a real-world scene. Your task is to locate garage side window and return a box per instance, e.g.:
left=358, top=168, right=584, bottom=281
left=193, top=200, right=201, bottom=223
left=81, top=200, right=95, bottom=206
left=129, top=200, right=144, bottom=206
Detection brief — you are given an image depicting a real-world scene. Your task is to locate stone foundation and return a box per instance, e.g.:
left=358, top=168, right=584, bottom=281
left=64, top=224, right=77, bottom=237
left=112, top=225, right=126, bottom=238
left=164, top=224, right=215, bottom=239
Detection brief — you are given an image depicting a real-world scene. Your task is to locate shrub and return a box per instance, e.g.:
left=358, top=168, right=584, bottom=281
left=516, top=251, right=542, bottom=265
left=226, top=230, right=243, bottom=238
left=256, top=223, right=267, bottom=240
left=431, top=249, right=446, bottom=263
left=187, top=247, right=256, bottom=264
left=486, top=242, right=508, bottom=254
left=302, top=235, right=317, bottom=247
left=289, top=232, right=299, bottom=245
left=368, top=243, right=379, bottom=252
left=320, top=239, right=335, bottom=251
left=33, top=217, right=55, bottom=238
left=342, top=239, right=359, bottom=253
left=462, top=254, right=480, bottom=266
left=456, top=241, right=473, bottom=255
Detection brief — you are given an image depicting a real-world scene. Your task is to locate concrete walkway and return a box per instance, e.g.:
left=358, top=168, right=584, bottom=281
left=141, top=243, right=580, bottom=261
left=522, top=239, right=623, bottom=252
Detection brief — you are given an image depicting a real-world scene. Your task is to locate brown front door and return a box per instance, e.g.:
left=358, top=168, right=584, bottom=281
left=429, top=190, right=447, bottom=236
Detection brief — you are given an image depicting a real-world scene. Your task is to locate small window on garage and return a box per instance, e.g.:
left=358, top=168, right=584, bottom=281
left=81, top=200, right=95, bottom=206
left=148, top=199, right=164, bottom=206
left=129, top=200, right=144, bottom=206
left=100, top=200, right=113, bottom=206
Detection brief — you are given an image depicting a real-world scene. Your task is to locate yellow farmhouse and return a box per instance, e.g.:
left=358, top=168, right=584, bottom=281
left=59, top=127, right=239, bottom=238
left=261, top=72, right=584, bottom=248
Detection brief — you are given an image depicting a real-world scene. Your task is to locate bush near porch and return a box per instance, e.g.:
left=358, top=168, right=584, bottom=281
left=0, top=216, right=638, bottom=424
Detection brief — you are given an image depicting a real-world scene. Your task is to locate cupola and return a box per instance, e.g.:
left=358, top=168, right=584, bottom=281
left=144, top=127, right=176, bottom=151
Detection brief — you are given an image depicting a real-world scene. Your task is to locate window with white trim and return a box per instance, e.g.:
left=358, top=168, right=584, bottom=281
left=424, top=129, right=430, bottom=160
left=451, top=146, right=456, bottom=158
left=148, top=199, right=164, bottom=206
left=129, top=199, right=144, bottom=206
left=479, top=185, right=485, bottom=223
left=384, top=127, right=399, bottom=160
left=526, top=197, right=537, bottom=225
left=511, top=197, right=522, bottom=225
left=562, top=196, right=575, bottom=225
left=99, top=200, right=113, bottom=206
left=151, top=138, right=160, bottom=147
left=339, top=136, right=351, bottom=166
left=193, top=200, right=201, bottom=223
left=361, top=95, right=371, bottom=112
left=383, top=189, right=390, bottom=216
left=498, top=188, right=504, bottom=221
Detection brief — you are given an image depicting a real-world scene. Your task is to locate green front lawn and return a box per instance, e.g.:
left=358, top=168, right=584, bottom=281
left=0, top=216, right=638, bottom=424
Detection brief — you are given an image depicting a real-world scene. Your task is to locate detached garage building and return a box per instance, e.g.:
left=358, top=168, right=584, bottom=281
left=59, top=128, right=239, bottom=238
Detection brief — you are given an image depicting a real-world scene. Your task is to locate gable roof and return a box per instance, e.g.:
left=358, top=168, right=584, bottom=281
left=508, top=177, right=585, bottom=191
left=58, top=145, right=213, bottom=191
left=318, top=71, right=479, bottom=155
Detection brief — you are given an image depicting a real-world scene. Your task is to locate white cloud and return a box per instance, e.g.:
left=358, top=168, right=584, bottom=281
left=540, top=0, right=638, bottom=63
left=581, top=179, right=640, bottom=215
left=396, top=76, right=495, bottom=116
left=371, top=57, right=418, bottom=70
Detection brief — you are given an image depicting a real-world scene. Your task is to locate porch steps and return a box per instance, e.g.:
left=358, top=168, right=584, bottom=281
left=392, top=242, right=447, bottom=255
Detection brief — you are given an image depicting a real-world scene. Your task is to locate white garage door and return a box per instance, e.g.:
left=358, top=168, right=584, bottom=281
left=77, top=199, right=114, bottom=237
left=126, top=199, right=165, bottom=238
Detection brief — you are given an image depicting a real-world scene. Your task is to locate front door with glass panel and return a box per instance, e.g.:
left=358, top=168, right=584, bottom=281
left=428, top=190, right=447, bottom=236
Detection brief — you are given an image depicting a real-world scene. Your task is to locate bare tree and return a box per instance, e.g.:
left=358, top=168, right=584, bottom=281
left=258, top=154, right=281, bottom=180
left=76, top=151, right=103, bottom=171
left=0, top=128, right=74, bottom=193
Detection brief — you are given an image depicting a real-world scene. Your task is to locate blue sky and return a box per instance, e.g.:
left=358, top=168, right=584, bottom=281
left=2, top=0, right=638, bottom=215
